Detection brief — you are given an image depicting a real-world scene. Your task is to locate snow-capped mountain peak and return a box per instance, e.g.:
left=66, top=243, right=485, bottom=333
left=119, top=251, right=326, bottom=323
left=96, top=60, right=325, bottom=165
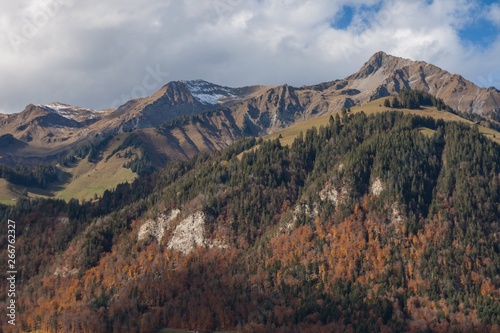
left=38, top=102, right=101, bottom=122
left=182, top=80, right=238, bottom=105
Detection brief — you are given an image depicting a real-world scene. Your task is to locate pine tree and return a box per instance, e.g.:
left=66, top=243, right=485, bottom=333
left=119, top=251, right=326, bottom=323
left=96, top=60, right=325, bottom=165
left=391, top=96, right=400, bottom=108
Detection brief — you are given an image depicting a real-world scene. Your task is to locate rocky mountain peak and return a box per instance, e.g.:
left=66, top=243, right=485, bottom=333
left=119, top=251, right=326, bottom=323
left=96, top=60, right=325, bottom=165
left=366, top=50, right=390, bottom=68
left=351, top=51, right=413, bottom=81
left=344, top=52, right=500, bottom=115
left=352, top=51, right=393, bottom=78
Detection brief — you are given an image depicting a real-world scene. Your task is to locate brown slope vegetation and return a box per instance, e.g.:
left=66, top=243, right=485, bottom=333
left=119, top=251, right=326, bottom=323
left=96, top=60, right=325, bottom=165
left=0, top=132, right=142, bottom=204
left=52, top=134, right=139, bottom=201
left=2, top=52, right=500, bottom=211
left=0, top=109, right=243, bottom=203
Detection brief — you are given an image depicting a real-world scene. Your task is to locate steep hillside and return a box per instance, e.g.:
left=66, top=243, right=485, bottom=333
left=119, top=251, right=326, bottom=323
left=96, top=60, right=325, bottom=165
left=52, top=133, right=140, bottom=201
left=156, top=108, right=244, bottom=157
left=1, top=112, right=499, bottom=332
left=0, top=112, right=243, bottom=204
left=6, top=96, right=498, bottom=205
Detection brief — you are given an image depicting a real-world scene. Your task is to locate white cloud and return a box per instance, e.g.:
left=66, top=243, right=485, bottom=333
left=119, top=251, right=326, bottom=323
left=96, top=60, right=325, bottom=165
left=488, top=3, right=500, bottom=27
left=0, top=0, right=498, bottom=114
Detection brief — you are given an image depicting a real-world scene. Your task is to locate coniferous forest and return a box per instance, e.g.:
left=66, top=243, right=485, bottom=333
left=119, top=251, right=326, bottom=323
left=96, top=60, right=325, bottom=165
left=0, top=111, right=499, bottom=332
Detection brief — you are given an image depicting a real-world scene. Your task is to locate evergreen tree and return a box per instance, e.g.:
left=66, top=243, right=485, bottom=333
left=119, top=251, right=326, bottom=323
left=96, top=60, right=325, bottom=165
left=391, top=96, right=400, bottom=108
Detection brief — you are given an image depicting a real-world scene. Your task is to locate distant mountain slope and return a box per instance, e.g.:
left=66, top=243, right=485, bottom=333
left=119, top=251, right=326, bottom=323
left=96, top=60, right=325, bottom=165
left=0, top=103, right=109, bottom=163
left=227, top=52, right=500, bottom=135
left=0, top=103, right=102, bottom=145
left=0, top=81, right=262, bottom=165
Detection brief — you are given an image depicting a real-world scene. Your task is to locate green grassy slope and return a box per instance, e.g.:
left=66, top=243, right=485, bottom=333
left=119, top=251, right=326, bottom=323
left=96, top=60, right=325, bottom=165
left=0, top=134, right=138, bottom=204
left=265, top=98, right=500, bottom=145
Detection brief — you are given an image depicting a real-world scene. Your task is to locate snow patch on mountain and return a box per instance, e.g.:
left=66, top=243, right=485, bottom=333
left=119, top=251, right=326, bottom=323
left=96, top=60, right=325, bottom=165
left=191, top=93, right=231, bottom=105
left=183, top=80, right=237, bottom=105
left=38, top=102, right=102, bottom=121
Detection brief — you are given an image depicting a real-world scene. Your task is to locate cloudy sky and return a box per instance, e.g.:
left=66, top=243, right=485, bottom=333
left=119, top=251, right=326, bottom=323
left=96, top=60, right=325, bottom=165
left=0, top=0, right=499, bottom=114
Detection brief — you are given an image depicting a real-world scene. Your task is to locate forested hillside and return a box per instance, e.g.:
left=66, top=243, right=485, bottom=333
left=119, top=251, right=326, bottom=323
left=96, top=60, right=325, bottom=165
left=1, top=111, right=499, bottom=332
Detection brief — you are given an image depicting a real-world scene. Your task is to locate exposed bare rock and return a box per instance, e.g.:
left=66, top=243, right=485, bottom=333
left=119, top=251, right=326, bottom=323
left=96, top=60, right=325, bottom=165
left=278, top=220, right=296, bottom=235
left=347, top=51, right=500, bottom=116
left=54, top=265, right=79, bottom=277
left=319, top=180, right=351, bottom=206
left=370, top=177, right=384, bottom=197
left=292, top=203, right=319, bottom=224
left=167, top=211, right=207, bottom=254
left=166, top=211, right=227, bottom=254
left=209, top=239, right=229, bottom=250
left=319, top=186, right=341, bottom=205
left=138, top=209, right=180, bottom=244
left=390, top=202, right=405, bottom=227
left=56, top=217, right=70, bottom=225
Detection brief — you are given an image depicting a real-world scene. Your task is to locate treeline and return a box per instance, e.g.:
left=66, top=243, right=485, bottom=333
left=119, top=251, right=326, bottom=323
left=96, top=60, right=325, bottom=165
left=59, top=133, right=155, bottom=176
left=0, top=137, right=254, bottom=283
left=384, top=88, right=448, bottom=110
left=106, top=133, right=155, bottom=176
left=449, top=108, right=500, bottom=132
left=156, top=108, right=230, bottom=135
left=0, top=164, right=60, bottom=189
left=59, top=135, right=113, bottom=166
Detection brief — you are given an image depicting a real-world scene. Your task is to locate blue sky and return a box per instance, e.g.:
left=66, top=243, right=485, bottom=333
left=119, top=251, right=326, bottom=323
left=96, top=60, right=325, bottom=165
left=458, top=0, right=499, bottom=50
left=459, top=19, right=497, bottom=49
left=0, top=0, right=499, bottom=113
left=334, top=1, right=499, bottom=48
left=332, top=5, right=356, bottom=30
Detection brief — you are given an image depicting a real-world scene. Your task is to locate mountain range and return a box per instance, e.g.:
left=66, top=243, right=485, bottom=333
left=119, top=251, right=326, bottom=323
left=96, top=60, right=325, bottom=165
left=1, top=51, right=500, bottom=167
